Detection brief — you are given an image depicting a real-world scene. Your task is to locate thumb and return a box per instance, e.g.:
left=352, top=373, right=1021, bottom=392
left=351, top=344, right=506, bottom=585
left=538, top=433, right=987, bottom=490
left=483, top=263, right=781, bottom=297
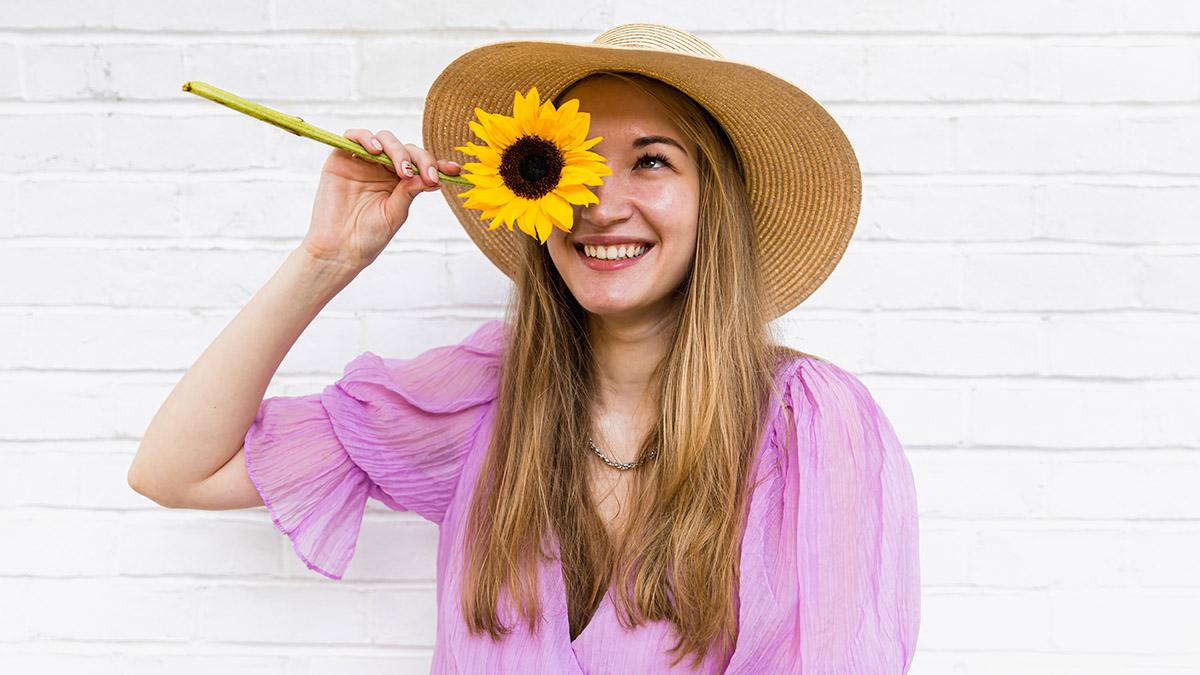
left=379, top=181, right=422, bottom=229
left=383, top=161, right=447, bottom=224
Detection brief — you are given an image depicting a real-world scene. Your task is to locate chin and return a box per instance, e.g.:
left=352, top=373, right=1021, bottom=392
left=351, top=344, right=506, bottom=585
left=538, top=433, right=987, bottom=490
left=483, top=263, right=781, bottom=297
left=578, top=298, right=641, bottom=317
left=578, top=293, right=679, bottom=323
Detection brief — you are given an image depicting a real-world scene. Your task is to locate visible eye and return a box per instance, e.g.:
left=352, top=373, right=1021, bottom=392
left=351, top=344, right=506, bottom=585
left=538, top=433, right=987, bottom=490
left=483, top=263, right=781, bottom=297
left=635, top=151, right=672, bottom=170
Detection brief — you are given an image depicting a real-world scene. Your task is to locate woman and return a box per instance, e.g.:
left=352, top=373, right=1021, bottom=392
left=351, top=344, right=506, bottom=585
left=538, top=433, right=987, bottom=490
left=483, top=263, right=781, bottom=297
left=129, top=24, right=920, bottom=674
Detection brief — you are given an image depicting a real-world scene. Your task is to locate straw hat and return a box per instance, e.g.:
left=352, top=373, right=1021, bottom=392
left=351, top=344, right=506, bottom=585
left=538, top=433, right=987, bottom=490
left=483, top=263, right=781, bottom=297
left=421, top=23, right=862, bottom=319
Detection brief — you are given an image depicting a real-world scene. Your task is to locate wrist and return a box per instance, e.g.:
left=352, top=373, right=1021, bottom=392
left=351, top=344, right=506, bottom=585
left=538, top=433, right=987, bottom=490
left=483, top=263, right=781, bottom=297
left=281, top=248, right=360, bottom=306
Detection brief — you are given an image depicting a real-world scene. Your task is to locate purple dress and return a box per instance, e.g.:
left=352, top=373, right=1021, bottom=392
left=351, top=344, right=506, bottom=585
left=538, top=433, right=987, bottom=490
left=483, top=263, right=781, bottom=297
left=243, top=319, right=921, bottom=673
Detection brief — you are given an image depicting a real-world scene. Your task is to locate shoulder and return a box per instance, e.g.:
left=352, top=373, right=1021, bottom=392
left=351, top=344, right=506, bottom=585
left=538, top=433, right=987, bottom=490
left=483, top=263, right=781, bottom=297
left=767, top=350, right=904, bottom=471
left=332, top=319, right=509, bottom=412
left=772, top=349, right=884, bottom=423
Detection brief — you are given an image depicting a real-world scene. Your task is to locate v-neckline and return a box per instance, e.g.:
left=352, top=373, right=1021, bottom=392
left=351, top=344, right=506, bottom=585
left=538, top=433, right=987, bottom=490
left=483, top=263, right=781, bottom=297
left=549, top=536, right=612, bottom=647
left=569, top=585, right=610, bottom=644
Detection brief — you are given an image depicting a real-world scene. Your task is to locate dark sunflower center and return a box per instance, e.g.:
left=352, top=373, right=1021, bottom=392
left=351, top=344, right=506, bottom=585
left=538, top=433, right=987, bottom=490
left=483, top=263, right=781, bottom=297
left=499, top=135, right=565, bottom=200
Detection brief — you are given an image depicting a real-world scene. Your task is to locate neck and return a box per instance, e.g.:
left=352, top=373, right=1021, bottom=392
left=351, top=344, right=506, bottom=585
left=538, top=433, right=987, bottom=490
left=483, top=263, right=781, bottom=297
left=586, top=305, right=678, bottom=416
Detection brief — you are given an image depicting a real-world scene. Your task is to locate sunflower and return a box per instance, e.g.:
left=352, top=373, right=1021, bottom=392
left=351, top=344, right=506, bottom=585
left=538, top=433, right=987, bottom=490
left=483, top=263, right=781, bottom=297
left=454, top=86, right=612, bottom=244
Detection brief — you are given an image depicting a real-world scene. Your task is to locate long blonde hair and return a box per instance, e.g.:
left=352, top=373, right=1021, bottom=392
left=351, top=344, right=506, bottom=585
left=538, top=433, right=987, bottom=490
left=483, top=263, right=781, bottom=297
left=460, top=71, right=800, bottom=669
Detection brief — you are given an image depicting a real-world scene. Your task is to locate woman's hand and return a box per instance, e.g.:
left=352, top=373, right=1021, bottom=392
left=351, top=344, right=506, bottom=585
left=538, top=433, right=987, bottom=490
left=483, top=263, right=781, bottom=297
left=299, top=129, right=463, bottom=275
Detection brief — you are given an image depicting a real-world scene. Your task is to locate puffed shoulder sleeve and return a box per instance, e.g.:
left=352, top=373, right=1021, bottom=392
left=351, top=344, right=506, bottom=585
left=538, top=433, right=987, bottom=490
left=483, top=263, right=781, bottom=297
left=242, top=319, right=507, bottom=580
left=778, top=356, right=921, bottom=673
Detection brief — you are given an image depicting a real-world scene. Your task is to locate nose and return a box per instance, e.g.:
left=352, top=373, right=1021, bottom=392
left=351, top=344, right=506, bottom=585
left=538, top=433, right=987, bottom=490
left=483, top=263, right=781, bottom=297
left=578, top=171, right=633, bottom=229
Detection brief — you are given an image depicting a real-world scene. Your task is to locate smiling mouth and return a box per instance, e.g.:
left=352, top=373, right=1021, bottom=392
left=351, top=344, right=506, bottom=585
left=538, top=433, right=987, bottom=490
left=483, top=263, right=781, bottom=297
left=573, top=242, right=654, bottom=260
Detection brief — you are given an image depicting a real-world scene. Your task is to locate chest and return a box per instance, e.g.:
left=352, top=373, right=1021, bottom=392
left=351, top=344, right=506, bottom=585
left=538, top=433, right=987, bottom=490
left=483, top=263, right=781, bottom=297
left=585, top=409, right=653, bottom=541
left=587, top=466, right=635, bottom=540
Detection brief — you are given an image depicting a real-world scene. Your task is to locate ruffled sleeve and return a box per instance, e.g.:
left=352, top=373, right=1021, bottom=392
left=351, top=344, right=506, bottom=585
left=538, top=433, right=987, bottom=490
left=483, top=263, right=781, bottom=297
left=243, top=319, right=508, bottom=581
left=777, top=355, right=921, bottom=672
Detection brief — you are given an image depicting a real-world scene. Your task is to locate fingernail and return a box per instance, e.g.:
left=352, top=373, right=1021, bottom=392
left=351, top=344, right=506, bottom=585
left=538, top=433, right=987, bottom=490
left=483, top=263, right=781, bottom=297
left=448, top=160, right=461, bottom=168
left=370, top=138, right=382, bottom=151
left=402, top=161, right=414, bottom=177
left=427, top=165, right=438, bottom=182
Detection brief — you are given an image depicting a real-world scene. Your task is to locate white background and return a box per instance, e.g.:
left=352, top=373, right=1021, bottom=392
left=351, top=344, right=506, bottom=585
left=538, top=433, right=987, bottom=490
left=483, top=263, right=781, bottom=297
left=2, top=1, right=1199, bottom=673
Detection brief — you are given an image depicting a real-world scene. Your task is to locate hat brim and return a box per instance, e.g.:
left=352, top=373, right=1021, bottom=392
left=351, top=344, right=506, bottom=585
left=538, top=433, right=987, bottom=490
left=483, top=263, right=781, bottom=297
left=422, top=38, right=862, bottom=319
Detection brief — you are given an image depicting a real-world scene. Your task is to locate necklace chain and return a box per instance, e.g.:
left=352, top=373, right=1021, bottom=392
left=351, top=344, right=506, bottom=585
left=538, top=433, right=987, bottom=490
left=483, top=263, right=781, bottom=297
left=586, top=434, right=657, bottom=471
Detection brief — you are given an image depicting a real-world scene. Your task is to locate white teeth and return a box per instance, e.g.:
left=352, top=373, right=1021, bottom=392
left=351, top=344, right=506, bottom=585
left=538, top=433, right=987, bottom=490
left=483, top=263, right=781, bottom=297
left=583, top=244, right=646, bottom=260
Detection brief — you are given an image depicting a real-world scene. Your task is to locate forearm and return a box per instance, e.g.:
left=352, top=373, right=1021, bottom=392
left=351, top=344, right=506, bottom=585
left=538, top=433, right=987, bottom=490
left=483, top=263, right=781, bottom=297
left=128, top=248, right=357, bottom=501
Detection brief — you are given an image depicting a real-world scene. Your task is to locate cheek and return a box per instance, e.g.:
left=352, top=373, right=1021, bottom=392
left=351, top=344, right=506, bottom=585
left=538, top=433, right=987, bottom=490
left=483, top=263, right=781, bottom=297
left=640, top=180, right=690, bottom=215
left=547, top=226, right=571, bottom=254
left=655, top=184, right=699, bottom=253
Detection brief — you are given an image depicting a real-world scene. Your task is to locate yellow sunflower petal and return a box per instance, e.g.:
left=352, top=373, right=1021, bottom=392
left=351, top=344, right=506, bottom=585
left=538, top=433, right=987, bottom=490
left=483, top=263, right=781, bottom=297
left=533, top=100, right=558, bottom=139
left=565, top=163, right=609, bottom=180
left=572, top=135, right=602, bottom=152
left=463, top=172, right=504, bottom=189
left=533, top=207, right=554, bottom=243
left=473, top=107, right=504, bottom=140
left=456, top=143, right=502, bottom=168
left=554, top=183, right=600, bottom=207
left=553, top=115, right=589, bottom=149
left=540, top=191, right=574, bottom=230
left=559, top=165, right=607, bottom=187
left=472, top=122, right=511, bottom=153
left=466, top=185, right=517, bottom=204
left=517, top=87, right=541, bottom=136
left=461, top=185, right=515, bottom=210
left=478, top=204, right=503, bottom=223
left=463, top=195, right=509, bottom=212
left=463, top=196, right=504, bottom=212
left=554, top=98, right=580, bottom=126
left=564, top=148, right=605, bottom=164
left=562, top=160, right=611, bottom=178
left=489, top=112, right=521, bottom=148
left=561, top=111, right=596, bottom=148
left=509, top=89, right=525, bottom=120
left=461, top=161, right=499, bottom=177
left=508, top=89, right=528, bottom=136
left=466, top=120, right=492, bottom=146
left=565, top=160, right=606, bottom=176
left=517, top=198, right=542, bottom=231
left=496, top=196, right=528, bottom=230
left=473, top=111, right=515, bottom=149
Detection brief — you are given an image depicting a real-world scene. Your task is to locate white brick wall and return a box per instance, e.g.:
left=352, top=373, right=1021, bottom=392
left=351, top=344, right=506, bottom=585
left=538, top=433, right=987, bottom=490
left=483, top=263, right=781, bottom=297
left=2, top=1, right=1197, bottom=672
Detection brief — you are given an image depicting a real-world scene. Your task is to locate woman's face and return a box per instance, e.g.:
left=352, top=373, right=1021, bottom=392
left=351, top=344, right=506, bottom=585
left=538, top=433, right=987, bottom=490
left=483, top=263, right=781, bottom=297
left=546, top=77, right=700, bottom=324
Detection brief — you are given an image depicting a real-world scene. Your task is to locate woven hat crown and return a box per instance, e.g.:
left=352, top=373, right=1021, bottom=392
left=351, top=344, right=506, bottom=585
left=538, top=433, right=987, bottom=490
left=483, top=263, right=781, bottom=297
left=592, top=23, right=724, bottom=60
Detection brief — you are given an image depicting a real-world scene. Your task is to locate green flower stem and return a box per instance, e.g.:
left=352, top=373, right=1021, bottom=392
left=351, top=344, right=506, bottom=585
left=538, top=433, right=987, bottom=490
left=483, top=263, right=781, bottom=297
left=181, top=80, right=473, bottom=186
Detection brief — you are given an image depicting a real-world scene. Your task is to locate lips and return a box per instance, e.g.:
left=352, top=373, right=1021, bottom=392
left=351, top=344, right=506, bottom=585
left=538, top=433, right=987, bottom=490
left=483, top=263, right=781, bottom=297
left=572, top=235, right=655, bottom=247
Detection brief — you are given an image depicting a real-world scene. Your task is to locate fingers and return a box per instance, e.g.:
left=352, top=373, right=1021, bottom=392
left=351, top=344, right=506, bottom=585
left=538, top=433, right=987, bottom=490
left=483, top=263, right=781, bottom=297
left=372, top=130, right=419, bottom=182
left=341, top=128, right=461, bottom=192
left=343, top=128, right=384, bottom=156
left=401, top=142, right=443, bottom=188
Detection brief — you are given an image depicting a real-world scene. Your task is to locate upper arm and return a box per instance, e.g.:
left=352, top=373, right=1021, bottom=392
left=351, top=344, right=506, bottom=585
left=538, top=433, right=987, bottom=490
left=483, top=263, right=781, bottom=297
left=783, top=356, right=921, bottom=671
left=174, top=444, right=264, bottom=510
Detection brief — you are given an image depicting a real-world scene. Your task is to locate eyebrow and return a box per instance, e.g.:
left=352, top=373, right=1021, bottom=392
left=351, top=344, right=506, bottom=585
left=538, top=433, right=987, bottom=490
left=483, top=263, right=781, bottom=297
left=632, top=135, right=689, bottom=157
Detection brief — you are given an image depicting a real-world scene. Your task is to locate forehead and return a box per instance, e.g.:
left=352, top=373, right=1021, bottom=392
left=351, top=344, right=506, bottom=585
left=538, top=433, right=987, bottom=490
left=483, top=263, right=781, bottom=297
left=557, top=75, right=687, bottom=138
